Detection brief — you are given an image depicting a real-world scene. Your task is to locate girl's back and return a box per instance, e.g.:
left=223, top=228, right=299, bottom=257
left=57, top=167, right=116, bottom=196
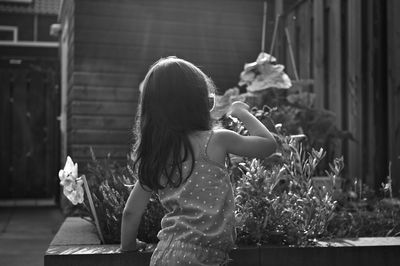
left=152, top=130, right=235, bottom=265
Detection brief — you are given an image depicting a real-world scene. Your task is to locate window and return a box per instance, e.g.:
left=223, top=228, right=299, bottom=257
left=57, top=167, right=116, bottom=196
left=0, top=26, right=18, bottom=41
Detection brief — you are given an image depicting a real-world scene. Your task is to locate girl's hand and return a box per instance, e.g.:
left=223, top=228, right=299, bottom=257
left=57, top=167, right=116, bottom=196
left=227, top=101, right=250, bottom=118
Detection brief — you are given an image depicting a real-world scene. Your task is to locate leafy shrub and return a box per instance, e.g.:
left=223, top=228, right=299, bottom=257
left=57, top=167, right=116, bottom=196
left=234, top=138, right=338, bottom=246
left=327, top=199, right=400, bottom=238
left=79, top=106, right=399, bottom=246
left=245, top=88, right=353, bottom=173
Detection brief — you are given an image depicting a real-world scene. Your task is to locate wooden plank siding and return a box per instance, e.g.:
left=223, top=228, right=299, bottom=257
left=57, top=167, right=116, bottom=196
left=61, top=0, right=274, bottom=164
left=59, top=0, right=75, bottom=163
left=297, top=0, right=311, bottom=80
left=312, top=0, right=326, bottom=109
left=363, top=0, right=378, bottom=189
left=271, top=0, right=398, bottom=192
left=345, top=0, right=362, bottom=182
left=387, top=0, right=400, bottom=192
left=73, top=0, right=268, bottom=90
left=326, top=0, right=342, bottom=145
left=361, top=0, right=390, bottom=190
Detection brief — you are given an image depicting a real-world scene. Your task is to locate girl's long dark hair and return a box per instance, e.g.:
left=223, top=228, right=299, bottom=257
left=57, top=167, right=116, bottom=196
left=132, top=57, right=214, bottom=191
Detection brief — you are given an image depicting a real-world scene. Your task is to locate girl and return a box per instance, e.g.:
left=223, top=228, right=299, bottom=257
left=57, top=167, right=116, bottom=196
left=121, top=57, right=277, bottom=265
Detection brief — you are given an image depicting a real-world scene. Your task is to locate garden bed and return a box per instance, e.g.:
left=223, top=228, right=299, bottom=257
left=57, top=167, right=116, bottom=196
left=45, top=217, right=400, bottom=266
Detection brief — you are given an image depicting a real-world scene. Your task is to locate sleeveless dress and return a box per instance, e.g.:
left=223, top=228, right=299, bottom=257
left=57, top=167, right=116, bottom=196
left=150, top=130, right=236, bottom=266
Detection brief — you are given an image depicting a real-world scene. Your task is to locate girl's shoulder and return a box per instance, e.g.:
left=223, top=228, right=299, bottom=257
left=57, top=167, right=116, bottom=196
left=210, top=128, right=240, bottom=148
left=206, top=129, right=237, bottom=164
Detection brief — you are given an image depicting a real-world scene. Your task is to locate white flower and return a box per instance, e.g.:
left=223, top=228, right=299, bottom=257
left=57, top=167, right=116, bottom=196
left=59, top=156, right=84, bottom=205
left=239, top=52, right=292, bottom=92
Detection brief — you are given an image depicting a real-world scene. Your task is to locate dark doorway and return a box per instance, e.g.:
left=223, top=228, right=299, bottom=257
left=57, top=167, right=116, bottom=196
left=0, top=51, right=60, bottom=199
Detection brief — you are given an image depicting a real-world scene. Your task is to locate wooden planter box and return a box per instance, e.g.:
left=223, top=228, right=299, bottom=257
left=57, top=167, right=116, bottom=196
left=45, top=217, right=400, bottom=266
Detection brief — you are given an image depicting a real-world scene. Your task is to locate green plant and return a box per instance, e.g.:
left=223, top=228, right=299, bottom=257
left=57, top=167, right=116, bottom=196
left=73, top=108, right=399, bottom=246
left=327, top=199, right=400, bottom=238
left=242, top=88, right=354, bottom=174
left=326, top=164, right=400, bottom=239
left=234, top=136, right=338, bottom=246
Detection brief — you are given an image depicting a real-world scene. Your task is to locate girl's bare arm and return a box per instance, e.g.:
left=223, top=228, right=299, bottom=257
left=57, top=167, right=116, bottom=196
left=120, top=181, right=152, bottom=251
left=215, top=102, right=277, bottom=159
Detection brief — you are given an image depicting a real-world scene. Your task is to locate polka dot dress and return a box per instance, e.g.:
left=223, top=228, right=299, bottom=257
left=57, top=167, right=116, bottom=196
left=150, top=130, right=236, bottom=266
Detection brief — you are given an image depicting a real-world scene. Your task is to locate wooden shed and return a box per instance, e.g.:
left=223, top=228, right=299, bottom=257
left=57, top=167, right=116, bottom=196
left=58, top=0, right=400, bottom=193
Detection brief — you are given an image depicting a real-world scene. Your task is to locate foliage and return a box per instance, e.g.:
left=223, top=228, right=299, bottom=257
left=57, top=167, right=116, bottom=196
left=223, top=105, right=400, bottom=245
left=238, top=52, right=292, bottom=92
left=77, top=105, right=399, bottom=246
left=326, top=175, right=400, bottom=238
left=83, top=150, right=165, bottom=244
left=245, top=87, right=354, bottom=173
left=327, top=199, right=400, bottom=238
left=233, top=137, right=338, bottom=246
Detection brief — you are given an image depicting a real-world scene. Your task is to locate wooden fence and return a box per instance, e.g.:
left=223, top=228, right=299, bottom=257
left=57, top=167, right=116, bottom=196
left=387, top=0, right=400, bottom=196
left=272, top=0, right=399, bottom=192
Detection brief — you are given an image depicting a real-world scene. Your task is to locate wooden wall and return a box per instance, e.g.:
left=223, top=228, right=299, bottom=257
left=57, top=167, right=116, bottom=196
left=273, top=0, right=399, bottom=192
left=387, top=0, right=400, bottom=193
left=59, top=0, right=75, bottom=164
left=60, top=0, right=275, bottom=165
